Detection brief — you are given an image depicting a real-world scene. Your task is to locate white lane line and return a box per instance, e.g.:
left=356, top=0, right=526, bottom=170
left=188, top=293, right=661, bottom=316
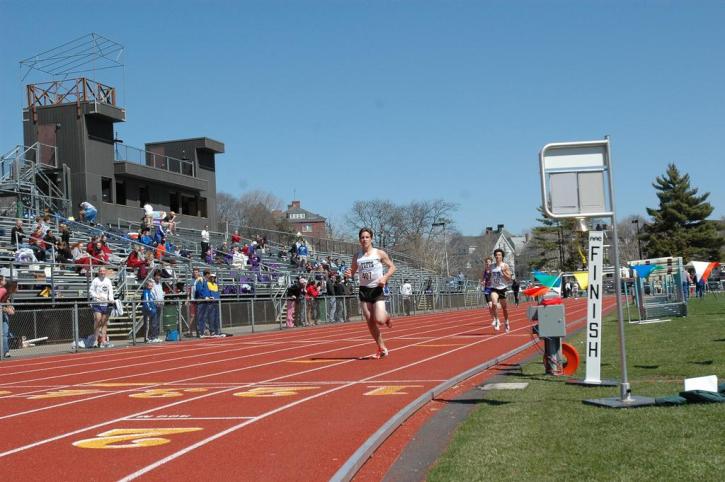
left=119, top=314, right=569, bottom=482
left=0, top=308, right=487, bottom=401
left=0, top=310, right=490, bottom=420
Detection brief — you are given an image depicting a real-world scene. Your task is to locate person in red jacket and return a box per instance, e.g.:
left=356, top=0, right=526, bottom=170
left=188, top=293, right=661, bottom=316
left=306, top=281, right=320, bottom=324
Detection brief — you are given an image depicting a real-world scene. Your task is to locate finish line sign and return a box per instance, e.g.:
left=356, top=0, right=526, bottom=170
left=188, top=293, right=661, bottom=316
left=585, top=231, right=604, bottom=383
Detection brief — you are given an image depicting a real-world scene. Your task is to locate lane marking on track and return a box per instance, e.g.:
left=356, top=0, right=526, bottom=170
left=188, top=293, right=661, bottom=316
left=124, top=416, right=254, bottom=421
left=0, top=308, right=489, bottom=403
left=363, top=386, right=424, bottom=396
left=0, top=300, right=606, bottom=461
left=0, top=309, right=510, bottom=455
left=415, top=344, right=469, bottom=347
left=0, top=309, right=481, bottom=388
left=118, top=311, right=592, bottom=481
left=73, top=428, right=203, bottom=450
left=114, top=300, right=611, bottom=480
left=286, top=359, right=340, bottom=364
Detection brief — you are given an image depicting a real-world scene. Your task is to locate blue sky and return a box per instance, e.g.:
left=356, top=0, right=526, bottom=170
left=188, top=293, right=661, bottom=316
left=1, top=0, right=723, bottom=236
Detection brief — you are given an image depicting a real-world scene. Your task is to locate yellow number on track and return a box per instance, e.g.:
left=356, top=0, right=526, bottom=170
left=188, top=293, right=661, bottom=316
left=73, top=428, right=202, bottom=449
left=130, top=388, right=208, bottom=399
left=233, top=386, right=318, bottom=398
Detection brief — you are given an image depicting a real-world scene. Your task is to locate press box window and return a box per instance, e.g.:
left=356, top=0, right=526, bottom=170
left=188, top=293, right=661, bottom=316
left=101, top=177, right=112, bottom=203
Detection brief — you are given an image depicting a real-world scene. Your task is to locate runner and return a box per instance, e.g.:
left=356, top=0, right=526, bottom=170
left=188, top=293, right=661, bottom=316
left=490, top=248, right=513, bottom=333
left=89, top=266, right=114, bottom=347
left=346, top=227, right=396, bottom=359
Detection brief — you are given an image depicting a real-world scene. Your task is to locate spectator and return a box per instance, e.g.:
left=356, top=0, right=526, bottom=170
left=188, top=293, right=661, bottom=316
left=231, top=245, right=247, bottom=268
left=231, top=229, right=241, bottom=245
left=188, top=267, right=204, bottom=337
left=89, top=241, right=110, bottom=264
left=334, top=275, right=345, bottom=322
left=400, top=279, right=413, bottom=316
left=89, top=266, right=114, bottom=348
left=201, top=225, right=210, bottom=260
left=297, top=276, right=308, bottom=326
left=56, top=241, right=73, bottom=264
left=79, top=201, right=97, bottom=224
left=126, top=245, right=145, bottom=271
left=10, top=219, right=25, bottom=248
left=139, top=227, right=154, bottom=247
left=43, top=230, right=58, bottom=255
left=285, top=279, right=300, bottom=328
left=150, top=271, right=165, bottom=342
left=155, top=236, right=167, bottom=260
left=326, top=274, right=337, bottom=323
left=163, top=211, right=177, bottom=235
left=206, top=272, right=221, bottom=336
left=141, top=279, right=158, bottom=343
left=194, top=269, right=212, bottom=336
left=143, top=203, right=154, bottom=228
left=1, top=278, right=17, bottom=358
left=59, top=223, right=71, bottom=245
left=306, top=280, right=319, bottom=324
left=29, top=227, right=47, bottom=261
left=297, top=241, right=309, bottom=267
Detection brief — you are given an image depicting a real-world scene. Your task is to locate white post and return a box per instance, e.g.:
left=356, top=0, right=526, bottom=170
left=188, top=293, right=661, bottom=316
left=584, top=231, right=604, bottom=383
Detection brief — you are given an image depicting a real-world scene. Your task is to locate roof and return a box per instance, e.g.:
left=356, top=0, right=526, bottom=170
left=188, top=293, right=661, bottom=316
left=146, top=137, right=225, bottom=153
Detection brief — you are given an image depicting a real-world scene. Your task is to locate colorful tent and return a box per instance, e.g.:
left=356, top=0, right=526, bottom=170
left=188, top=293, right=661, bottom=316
left=690, top=261, right=719, bottom=283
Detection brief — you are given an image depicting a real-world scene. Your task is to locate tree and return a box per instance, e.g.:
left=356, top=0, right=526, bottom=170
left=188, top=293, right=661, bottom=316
left=642, top=164, right=723, bottom=261
left=526, top=207, right=585, bottom=271
left=616, top=215, right=647, bottom=263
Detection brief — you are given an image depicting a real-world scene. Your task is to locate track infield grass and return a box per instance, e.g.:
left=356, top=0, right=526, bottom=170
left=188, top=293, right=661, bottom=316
left=428, top=295, right=724, bottom=481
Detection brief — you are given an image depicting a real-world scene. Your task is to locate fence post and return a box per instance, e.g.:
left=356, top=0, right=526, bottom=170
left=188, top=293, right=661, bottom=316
left=250, top=299, right=255, bottom=333
left=218, top=299, right=223, bottom=334
left=131, top=301, right=137, bottom=346
left=177, top=300, right=182, bottom=343
left=72, top=302, right=79, bottom=353
left=0, top=303, right=5, bottom=360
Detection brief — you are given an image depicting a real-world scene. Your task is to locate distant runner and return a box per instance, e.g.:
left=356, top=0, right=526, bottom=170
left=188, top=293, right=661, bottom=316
left=490, top=248, right=513, bottom=333
left=346, top=227, right=396, bottom=359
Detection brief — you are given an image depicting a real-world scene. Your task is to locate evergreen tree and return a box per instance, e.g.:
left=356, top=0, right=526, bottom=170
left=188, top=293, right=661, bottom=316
left=527, top=207, right=586, bottom=271
left=642, top=164, right=723, bottom=261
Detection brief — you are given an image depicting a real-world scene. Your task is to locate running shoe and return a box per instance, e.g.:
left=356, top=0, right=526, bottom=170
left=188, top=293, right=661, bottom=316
left=494, top=319, right=500, bottom=331
left=505, top=320, right=510, bottom=333
left=371, top=347, right=389, bottom=359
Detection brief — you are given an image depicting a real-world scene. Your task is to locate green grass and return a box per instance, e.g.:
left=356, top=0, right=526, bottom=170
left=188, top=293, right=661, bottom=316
left=428, top=296, right=725, bottom=482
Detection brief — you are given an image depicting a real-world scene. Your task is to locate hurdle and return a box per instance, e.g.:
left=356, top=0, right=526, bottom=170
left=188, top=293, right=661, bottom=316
left=629, top=257, right=687, bottom=324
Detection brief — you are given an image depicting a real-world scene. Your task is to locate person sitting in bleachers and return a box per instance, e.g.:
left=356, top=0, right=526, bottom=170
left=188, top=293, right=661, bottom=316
left=163, top=211, right=177, bottom=235
left=155, top=236, right=168, bottom=260
left=126, top=244, right=145, bottom=271
left=29, top=226, right=47, bottom=261
left=88, top=241, right=110, bottom=264
left=55, top=241, right=73, bottom=264
left=42, top=229, right=58, bottom=256
left=10, top=219, right=25, bottom=249
left=59, top=223, right=71, bottom=245
left=231, top=245, right=247, bottom=268
left=139, top=227, right=154, bottom=247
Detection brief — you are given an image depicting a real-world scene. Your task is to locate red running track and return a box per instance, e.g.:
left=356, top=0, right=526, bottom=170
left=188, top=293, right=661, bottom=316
left=0, top=297, right=615, bottom=481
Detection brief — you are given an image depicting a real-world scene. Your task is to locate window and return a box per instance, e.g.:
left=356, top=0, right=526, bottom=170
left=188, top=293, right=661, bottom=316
left=303, top=224, right=312, bottom=233
left=101, top=177, right=112, bottom=203
left=139, top=186, right=149, bottom=207
left=289, top=213, right=305, bottom=220
left=199, top=197, right=207, bottom=218
left=116, top=181, right=126, bottom=205
left=169, top=192, right=180, bottom=213
left=181, top=195, right=197, bottom=217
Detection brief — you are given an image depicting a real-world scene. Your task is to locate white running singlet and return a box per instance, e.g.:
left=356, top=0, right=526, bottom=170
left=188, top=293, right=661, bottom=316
left=356, top=250, right=384, bottom=288
left=490, top=264, right=509, bottom=289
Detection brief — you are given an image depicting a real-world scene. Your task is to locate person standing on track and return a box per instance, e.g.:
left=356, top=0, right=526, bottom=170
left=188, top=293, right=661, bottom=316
left=345, top=227, right=396, bottom=359
left=511, top=277, right=520, bottom=306
left=89, top=266, right=114, bottom=347
left=490, top=248, right=513, bottom=333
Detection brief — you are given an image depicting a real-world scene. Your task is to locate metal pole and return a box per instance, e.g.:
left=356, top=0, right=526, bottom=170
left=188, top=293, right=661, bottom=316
left=250, top=298, right=255, bottom=333
left=72, top=302, right=79, bottom=353
left=443, top=224, right=449, bottom=278
left=606, top=137, right=631, bottom=402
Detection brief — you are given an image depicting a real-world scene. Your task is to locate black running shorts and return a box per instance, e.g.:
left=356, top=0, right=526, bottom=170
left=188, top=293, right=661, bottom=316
left=358, top=286, right=384, bottom=303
